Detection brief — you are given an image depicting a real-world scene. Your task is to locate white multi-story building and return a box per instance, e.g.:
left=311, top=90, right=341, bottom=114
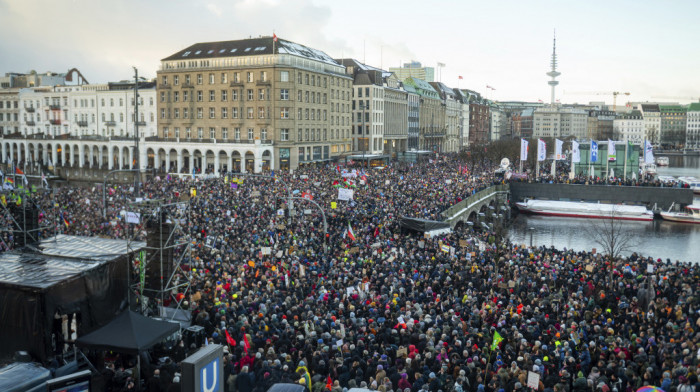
left=490, top=104, right=507, bottom=141
left=636, top=103, right=661, bottom=145
left=560, top=107, right=588, bottom=140
left=685, top=103, right=700, bottom=149
left=533, top=105, right=587, bottom=139
left=613, top=110, right=644, bottom=144
left=533, top=106, right=561, bottom=138
left=4, top=81, right=156, bottom=170
left=429, top=82, right=460, bottom=152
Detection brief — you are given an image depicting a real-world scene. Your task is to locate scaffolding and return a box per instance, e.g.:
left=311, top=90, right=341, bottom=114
left=0, top=187, right=56, bottom=251
left=124, top=198, right=194, bottom=324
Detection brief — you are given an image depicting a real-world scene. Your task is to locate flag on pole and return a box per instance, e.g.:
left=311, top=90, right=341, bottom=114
left=555, top=139, right=564, bottom=160
left=644, top=140, right=654, bottom=164
left=15, top=167, right=24, bottom=175
left=537, top=139, right=546, bottom=162
left=571, top=141, right=580, bottom=163
left=491, top=330, right=503, bottom=351
left=626, top=140, right=633, bottom=159
left=590, top=141, right=598, bottom=162
left=273, top=33, right=278, bottom=42
left=607, top=140, right=616, bottom=161
left=520, top=139, right=529, bottom=161
left=347, top=223, right=356, bottom=241
left=225, top=329, right=237, bottom=346
left=326, top=376, right=333, bottom=391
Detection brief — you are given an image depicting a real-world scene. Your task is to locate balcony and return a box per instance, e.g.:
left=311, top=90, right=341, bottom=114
left=181, top=83, right=194, bottom=88
left=110, top=136, right=135, bottom=141
left=159, top=84, right=171, bottom=89
left=229, top=81, right=244, bottom=87
left=25, top=107, right=35, bottom=113
left=216, top=139, right=272, bottom=145
left=25, top=120, right=36, bottom=126
left=256, top=79, right=271, bottom=86
left=77, top=121, right=88, bottom=127
left=145, top=136, right=178, bottom=142
left=104, top=120, right=116, bottom=126
left=49, top=104, right=61, bottom=110
left=136, top=121, right=146, bottom=126
left=49, top=119, right=61, bottom=125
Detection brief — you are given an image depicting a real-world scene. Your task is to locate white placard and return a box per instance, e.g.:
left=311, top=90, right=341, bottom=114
left=261, top=247, right=272, bottom=255
left=277, top=209, right=285, bottom=216
left=446, top=179, right=452, bottom=184
left=338, top=188, right=354, bottom=201
left=300, top=175, right=309, bottom=179
left=647, top=264, right=654, bottom=274
left=126, top=211, right=140, bottom=224
left=304, top=209, right=312, bottom=215
left=527, top=372, right=540, bottom=390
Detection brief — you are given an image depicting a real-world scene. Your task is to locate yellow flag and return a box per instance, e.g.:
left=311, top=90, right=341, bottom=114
left=224, top=176, right=229, bottom=183
left=331, top=202, right=337, bottom=209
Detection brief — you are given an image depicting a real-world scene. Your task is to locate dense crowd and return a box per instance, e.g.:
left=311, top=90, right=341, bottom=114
left=2, top=155, right=698, bottom=392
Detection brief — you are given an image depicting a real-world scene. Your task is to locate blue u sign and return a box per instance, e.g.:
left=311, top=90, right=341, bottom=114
left=200, top=357, right=220, bottom=392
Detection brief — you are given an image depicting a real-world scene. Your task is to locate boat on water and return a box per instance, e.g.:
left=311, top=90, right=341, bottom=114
left=640, top=163, right=657, bottom=175
left=678, top=176, right=700, bottom=194
left=515, top=199, right=654, bottom=221
left=657, top=175, right=678, bottom=185
left=656, top=156, right=669, bottom=166
left=660, top=204, right=700, bottom=224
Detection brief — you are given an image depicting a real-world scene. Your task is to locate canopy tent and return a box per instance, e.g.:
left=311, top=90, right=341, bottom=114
left=399, top=216, right=451, bottom=236
left=76, top=310, right=179, bottom=355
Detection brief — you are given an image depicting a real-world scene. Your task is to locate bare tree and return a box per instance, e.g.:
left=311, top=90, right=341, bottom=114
left=584, top=206, right=642, bottom=259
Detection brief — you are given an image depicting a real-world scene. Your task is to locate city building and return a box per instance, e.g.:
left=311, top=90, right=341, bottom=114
left=337, top=59, right=408, bottom=160
left=404, top=84, right=420, bottom=150
left=532, top=106, right=587, bottom=139
left=659, top=105, right=687, bottom=148
left=155, top=36, right=353, bottom=173
left=489, top=103, right=507, bottom=141
left=686, top=102, right=700, bottom=149
left=533, top=106, right=561, bottom=138
left=403, top=77, right=444, bottom=152
left=453, top=89, right=470, bottom=149
left=0, top=88, right=20, bottom=135
left=511, top=109, right=534, bottom=139
left=586, top=109, right=616, bottom=140
left=460, top=90, right=489, bottom=146
left=636, top=104, right=661, bottom=145
left=429, top=82, right=460, bottom=152
left=389, top=61, right=434, bottom=83
left=613, top=110, right=644, bottom=144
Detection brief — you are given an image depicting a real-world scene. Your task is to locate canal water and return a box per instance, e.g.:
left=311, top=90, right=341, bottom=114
left=507, top=155, right=700, bottom=263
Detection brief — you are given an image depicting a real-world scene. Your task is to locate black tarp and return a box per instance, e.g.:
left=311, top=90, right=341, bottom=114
left=0, top=235, right=145, bottom=363
left=76, top=310, right=179, bottom=355
left=267, top=384, right=306, bottom=392
left=399, top=216, right=451, bottom=233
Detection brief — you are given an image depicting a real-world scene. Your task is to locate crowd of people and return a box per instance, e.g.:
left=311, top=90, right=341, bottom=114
left=1, top=154, right=698, bottom=392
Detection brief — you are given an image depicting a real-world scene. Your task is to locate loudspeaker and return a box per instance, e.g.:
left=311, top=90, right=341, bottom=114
left=183, top=325, right=204, bottom=349
left=10, top=205, right=40, bottom=248
left=145, top=214, right=174, bottom=293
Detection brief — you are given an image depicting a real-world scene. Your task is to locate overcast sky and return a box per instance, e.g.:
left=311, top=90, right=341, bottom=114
left=2, top=0, right=699, bottom=105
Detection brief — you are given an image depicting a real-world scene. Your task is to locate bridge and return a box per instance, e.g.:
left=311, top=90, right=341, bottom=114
left=440, top=184, right=510, bottom=229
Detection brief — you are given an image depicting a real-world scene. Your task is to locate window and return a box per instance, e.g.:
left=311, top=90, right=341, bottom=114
left=297, top=73, right=302, bottom=84
left=247, top=89, right=253, bottom=100
left=174, top=75, right=179, bottom=85
left=186, top=127, right=192, bottom=139
left=248, top=128, right=254, bottom=140
left=247, top=107, right=254, bottom=119
left=234, top=127, right=240, bottom=140
left=221, top=73, right=227, bottom=83
left=174, top=127, right=180, bottom=138
left=221, top=107, right=228, bottom=119
left=298, top=128, right=302, bottom=141
left=305, top=129, right=309, bottom=140
left=298, top=108, right=302, bottom=120
left=247, top=72, right=253, bottom=83
left=174, top=91, right=179, bottom=102
left=280, top=108, right=289, bottom=119
left=183, top=91, right=189, bottom=102
left=258, top=107, right=266, bottom=118
left=259, top=89, right=265, bottom=100
left=197, top=74, right=203, bottom=84
left=323, top=93, right=327, bottom=104
left=232, top=107, right=238, bottom=118
left=261, top=128, right=267, bottom=140
left=281, top=128, right=289, bottom=141
left=280, top=89, right=289, bottom=100
left=161, top=76, right=168, bottom=85
left=210, top=127, right=216, bottom=139
left=305, top=109, right=309, bottom=120
left=163, top=127, right=169, bottom=138
left=174, top=108, right=180, bottom=119
left=185, top=74, right=191, bottom=85
left=197, top=108, right=203, bottom=119
left=305, top=91, right=309, bottom=103
left=209, top=73, right=215, bottom=84
left=160, top=109, right=165, bottom=119
left=260, top=71, right=267, bottom=82
left=305, top=74, right=309, bottom=85
left=209, top=90, right=215, bottom=101
left=280, top=71, right=289, bottom=82
left=183, top=108, right=189, bottom=119
left=197, top=91, right=203, bottom=102
left=311, top=75, right=315, bottom=86
left=232, top=90, right=238, bottom=101
left=221, top=90, right=228, bottom=101
left=233, top=72, right=239, bottom=83
left=298, top=90, right=302, bottom=101
left=197, top=127, right=203, bottom=138
left=160, top=92, right=166, bottom=102
left=209, top=107, right=216, bottom=119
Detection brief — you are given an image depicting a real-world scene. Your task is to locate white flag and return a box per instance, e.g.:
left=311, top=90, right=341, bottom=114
left=520, top=139, right=529, bottom=161
left=644, top=140, right=655, bottom=164
left=608, top=140, right=616, bottom=161
left=555, top=139, right=564, bottom=160
left=571, top=141, right=580, bottom=163
left=537, top=139, right=546, bottom=162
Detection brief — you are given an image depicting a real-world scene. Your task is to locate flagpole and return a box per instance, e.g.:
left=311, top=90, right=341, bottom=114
left=624, top=142, right=628, bottom=181
left=605, top=153, right=609, bottom=184
left=536, top=161, right=539, bottom=179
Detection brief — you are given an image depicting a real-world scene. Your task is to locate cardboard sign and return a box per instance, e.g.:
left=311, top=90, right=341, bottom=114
left=349, top=247, right=360, bottom=254
left=646, top=264, right=654, bottom=274
left=585, top=265, right=594, bottom=273
left=460, top=240, right=468, bottom=248
left=126, top=211, right=140, bottom=224
left=304, top=209, right=312, bottom=215
left=261, top=247, right=272, bottom=256
left=276, top=224, right=286, bottom=230
left=331, top=202, right=337, bottom=209
left=527, top=372, right=540, bottom=390
left=418, top=241, right=425, bottom=249
left=338, top=188, right=354, bottom=201
left=251, top=191, right=261, bottom=197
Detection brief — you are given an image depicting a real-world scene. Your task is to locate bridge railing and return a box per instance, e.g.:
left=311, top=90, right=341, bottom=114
left=440, top=184, right=509, bottom=221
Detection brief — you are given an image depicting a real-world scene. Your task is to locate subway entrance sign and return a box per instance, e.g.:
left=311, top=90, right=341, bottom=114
left=181, top=344, right=224, bottom=392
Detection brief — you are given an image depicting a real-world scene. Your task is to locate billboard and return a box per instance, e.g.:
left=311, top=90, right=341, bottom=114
left=182, top=344, right=224, bottom=392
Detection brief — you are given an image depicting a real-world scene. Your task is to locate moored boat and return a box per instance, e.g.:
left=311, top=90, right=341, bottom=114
left=678, top=176, right=700, bottom=194
left=515, top=199, right=654, bottom=221
left=656, top=156, right=669, bottom=166
left=660, top=204, right=700, bottom=224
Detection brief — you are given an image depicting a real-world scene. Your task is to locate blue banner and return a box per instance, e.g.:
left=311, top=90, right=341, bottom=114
left=590, top=141, right=598, bottom=163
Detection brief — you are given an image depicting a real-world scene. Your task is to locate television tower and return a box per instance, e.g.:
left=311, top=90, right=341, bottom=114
left=547, top=31, right=560, bottom=105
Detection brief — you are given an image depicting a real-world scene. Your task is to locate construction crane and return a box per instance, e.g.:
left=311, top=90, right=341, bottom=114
left=564, top=91, right=631, bottom=111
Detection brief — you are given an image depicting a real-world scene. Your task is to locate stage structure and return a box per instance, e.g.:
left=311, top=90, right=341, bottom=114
left=124, top=198, right=193, bottom=323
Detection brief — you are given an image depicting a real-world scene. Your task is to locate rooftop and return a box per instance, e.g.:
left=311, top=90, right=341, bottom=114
left=162, top=36, right=340, bottom=67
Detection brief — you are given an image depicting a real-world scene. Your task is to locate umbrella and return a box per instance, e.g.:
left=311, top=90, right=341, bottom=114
left=637, top=386, right=664, bottom=392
